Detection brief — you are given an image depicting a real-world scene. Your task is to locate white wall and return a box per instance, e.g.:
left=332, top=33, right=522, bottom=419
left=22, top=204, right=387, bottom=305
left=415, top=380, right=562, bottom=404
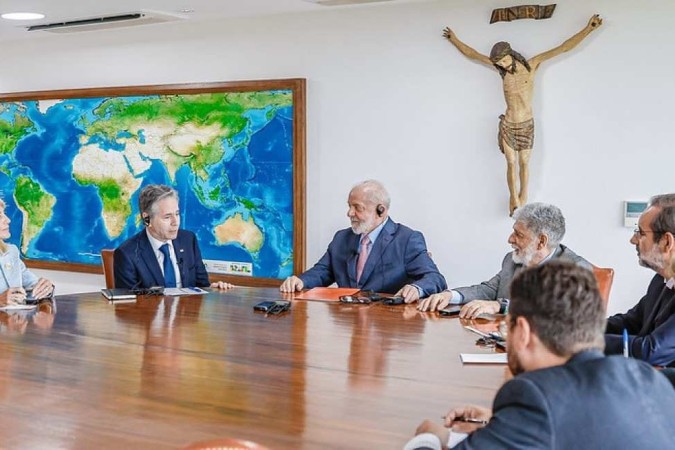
left=2, top=0, right=673, bottom=314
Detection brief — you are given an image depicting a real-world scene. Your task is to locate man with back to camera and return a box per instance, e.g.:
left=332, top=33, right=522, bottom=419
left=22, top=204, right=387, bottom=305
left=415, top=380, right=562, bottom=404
left=114, top=184, right=234, bottom=290
left=279, top=180, right=446, bottom=302
left=605, top=193, right=675, bottom=366
left=405, top=262, right=675, bottom=450
left=416, top=202, right=591, bottom=317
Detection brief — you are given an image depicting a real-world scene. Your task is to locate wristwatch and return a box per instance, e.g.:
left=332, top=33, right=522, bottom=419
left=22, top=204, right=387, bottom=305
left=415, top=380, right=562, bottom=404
left=498, top=298, right=510, bottom=315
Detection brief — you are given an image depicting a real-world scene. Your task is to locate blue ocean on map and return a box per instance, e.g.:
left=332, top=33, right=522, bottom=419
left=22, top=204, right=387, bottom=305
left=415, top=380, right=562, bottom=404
left=0, top=91, right=295, bottom=279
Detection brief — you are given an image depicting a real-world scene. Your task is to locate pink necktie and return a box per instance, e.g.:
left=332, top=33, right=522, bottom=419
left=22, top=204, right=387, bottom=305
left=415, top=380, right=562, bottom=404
left=356, top=235, right=371, bottom=283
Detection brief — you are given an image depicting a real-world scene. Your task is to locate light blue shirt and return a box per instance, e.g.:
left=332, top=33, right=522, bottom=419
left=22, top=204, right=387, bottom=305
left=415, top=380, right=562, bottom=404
left=0, top=243, right=39, bottom=294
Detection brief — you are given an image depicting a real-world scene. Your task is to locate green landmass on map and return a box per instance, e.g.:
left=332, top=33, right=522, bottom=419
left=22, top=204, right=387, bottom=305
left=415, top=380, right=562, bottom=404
left=13, top=176, right=55, bottom=252
left=88, top=92, right=291, bottom=139
left=0, top=114, right=34, bottom=154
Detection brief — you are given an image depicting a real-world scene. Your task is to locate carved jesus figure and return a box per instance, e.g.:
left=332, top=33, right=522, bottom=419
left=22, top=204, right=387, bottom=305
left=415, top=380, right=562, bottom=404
left=443, top=14, right=602, bottom=215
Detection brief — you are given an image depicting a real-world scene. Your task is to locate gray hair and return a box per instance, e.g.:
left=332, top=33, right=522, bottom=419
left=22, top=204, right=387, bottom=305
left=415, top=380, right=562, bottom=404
left=649, top=193, right=675, bottom=241
left=139, top=185, right=179, bottom=218
left=351, top=180, right=391, bottom=209
left=512, top=203, right=566, bottom=248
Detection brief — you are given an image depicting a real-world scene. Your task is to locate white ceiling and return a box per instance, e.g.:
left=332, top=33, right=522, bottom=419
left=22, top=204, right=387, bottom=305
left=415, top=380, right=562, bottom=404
left=0, top=0, right=432, bottom=41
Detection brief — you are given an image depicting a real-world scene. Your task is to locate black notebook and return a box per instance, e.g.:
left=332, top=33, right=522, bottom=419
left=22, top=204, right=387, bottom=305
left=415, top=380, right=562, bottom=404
left=101, top=289, right=137, bottom=301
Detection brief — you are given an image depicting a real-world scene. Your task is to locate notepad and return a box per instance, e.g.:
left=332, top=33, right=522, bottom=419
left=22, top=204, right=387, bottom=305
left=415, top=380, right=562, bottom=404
left=163, top=287, right=208, bottom=296
left=460, top=353, right=508, bottom=364
left=101, top=289, right=137, bottom=301
left=293, top=287, right=359, bottom=302
left=449, top=431, right=469, bottom=448
left=0, top=303, right=37, bottom=311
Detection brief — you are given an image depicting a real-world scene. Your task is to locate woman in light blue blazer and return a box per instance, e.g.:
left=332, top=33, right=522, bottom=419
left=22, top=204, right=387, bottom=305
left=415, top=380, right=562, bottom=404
left=0, top=198, right=53, bottom=305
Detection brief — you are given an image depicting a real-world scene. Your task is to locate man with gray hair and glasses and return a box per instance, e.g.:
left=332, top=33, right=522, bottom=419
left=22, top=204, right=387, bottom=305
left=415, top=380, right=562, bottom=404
left=605, top=193, right=675, bottom=366
left=115, top=184, right=234, bottom=290
left=416, top=202, right=591, bottom=317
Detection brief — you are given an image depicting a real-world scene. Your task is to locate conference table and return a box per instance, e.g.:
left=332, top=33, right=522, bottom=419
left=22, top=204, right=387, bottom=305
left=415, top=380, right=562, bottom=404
left=0, top=288, right=508, bottom=449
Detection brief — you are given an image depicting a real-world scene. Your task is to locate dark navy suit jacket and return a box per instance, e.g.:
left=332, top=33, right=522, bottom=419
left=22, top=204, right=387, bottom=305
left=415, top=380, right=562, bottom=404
left=450, top=350, right=675, bottom=449
left=114, top=229, right=210, bottom=289
left=606, top=274, right=675, bottom=366
left=298, top=218, right=446, bottom=295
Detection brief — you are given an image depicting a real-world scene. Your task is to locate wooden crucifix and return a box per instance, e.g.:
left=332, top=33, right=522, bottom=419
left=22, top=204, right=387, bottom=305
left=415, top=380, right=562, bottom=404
left=443, top=14, right=602, bottom=215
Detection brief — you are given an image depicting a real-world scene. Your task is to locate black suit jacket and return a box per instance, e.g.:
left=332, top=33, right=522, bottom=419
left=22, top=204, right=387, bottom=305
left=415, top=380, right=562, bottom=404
left=606, top=274, right=675, bottom=366
left=114, top=229, right=210, bottom=289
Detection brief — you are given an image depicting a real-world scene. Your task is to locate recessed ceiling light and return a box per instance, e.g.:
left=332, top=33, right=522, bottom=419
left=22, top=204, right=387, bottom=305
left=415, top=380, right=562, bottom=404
left=179, top=9, right=194, bottom=14
left=1, top=12, right=45, bottom=21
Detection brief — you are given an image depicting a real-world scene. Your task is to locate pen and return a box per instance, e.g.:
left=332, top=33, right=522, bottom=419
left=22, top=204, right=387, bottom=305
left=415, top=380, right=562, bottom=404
left=441, top=415, right=489, bottom=425
left=623, top=329, right=629, bottom=358
left=464, top=326, right=490, bottom=338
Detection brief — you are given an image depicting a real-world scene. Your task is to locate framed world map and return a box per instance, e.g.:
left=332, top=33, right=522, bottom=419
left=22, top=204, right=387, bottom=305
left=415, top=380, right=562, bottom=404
left=0, top=79, right=306, bottom=286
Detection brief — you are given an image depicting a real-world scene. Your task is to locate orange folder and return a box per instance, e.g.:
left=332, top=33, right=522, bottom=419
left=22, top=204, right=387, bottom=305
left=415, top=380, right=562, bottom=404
left=292, top=287, right=360, bottom=302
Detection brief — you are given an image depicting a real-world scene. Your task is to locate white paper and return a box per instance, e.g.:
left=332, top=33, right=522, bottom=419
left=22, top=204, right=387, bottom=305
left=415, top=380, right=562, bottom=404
left=449, top=431, right=469, bottom=448
left=460, top=353, right=507, bottom=364
left=163, top=287, right=208, bottom=296
left=0, top=303, right=37, bottom=311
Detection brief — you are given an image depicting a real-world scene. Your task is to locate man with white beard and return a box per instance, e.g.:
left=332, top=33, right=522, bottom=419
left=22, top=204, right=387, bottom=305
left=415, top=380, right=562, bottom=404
left=416, top=203, right=591, bottom=317
left=605, top=193, right=675, bottom=366
left=280, top=180, right=446, bottom=302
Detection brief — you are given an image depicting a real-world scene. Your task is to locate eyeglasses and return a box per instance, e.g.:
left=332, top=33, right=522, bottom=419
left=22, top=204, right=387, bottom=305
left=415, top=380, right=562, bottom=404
left=633, top=228, right=660, bottom=238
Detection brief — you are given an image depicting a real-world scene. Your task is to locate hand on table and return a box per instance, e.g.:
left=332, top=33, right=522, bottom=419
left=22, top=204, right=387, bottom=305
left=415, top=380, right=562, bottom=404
left=31, top=278, right=54, bottom=299
left=417, top=291, right=451, bottom=311
left=0, top=287, right=26, bottom=306
left=210, top=281, right=235, bottom=290
left=459, top=300, right=500, bottom=319
left=280, top=276, right=304, bottom=293
left=397, top=284, right=420, bottom=303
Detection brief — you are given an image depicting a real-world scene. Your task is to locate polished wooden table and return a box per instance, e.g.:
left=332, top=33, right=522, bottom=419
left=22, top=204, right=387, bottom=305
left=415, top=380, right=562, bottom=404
left=0, top=289, right=507, bottom=449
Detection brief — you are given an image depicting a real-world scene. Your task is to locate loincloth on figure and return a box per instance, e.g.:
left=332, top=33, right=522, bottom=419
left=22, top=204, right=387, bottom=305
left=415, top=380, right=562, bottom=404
left=498, top=114, right=534, bottom=153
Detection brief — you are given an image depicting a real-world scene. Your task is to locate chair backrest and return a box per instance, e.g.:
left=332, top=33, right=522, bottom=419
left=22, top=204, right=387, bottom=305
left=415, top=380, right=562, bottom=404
left=101, top=249, right=115, bottom=289
left=592, top=265, right=614, bottom=310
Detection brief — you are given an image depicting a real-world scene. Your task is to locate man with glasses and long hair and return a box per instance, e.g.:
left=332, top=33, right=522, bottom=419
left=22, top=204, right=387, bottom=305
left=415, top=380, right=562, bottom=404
left=605, top=193, right=675, bottom=366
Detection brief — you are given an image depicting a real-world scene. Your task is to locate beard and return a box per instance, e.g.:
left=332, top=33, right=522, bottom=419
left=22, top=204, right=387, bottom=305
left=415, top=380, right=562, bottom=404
left=511, top=241, right=538, bottom=266
left=351, top=217, right=377, bottom=235
left=637, top=244, right=665, bottom=272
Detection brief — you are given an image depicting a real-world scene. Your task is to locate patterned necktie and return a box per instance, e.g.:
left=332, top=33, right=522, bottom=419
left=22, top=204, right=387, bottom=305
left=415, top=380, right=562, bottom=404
left=159, top=243, right=177, bottom=288
left=356, top=235, right=371, bottom=283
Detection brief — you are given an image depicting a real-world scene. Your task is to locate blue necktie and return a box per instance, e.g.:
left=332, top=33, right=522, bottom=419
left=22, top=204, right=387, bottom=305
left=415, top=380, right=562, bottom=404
left=159, top=243, right=176, bottom=288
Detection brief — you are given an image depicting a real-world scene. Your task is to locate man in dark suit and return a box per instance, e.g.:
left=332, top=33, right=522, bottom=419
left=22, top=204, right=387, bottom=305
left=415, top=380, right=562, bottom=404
left=605, top=193, right=675, bottom=366
left=279, top=180, right=446, bottom=302
left=417, top=202, right=591, bottom=317
left=114, top=185, right=234, bottom=290
left=405, top=262, right=675, bottom=450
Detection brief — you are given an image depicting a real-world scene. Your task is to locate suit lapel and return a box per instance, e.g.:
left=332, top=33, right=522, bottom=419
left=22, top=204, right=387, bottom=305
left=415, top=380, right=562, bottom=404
left=139, top=232, right=165, bottom=286
left=172, top=235, right=186, bottom=284
left=359, top=219, right=396, bottom=287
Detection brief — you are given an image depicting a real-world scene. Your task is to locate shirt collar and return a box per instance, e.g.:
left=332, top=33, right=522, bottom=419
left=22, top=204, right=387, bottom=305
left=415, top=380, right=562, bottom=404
left=362, top=218, right=387, bottom=244
left=666, top=278, right=675, bottom=290
left=145, top=228, right=171, bottom=253
left=537, top=246, right=558, bottom=265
